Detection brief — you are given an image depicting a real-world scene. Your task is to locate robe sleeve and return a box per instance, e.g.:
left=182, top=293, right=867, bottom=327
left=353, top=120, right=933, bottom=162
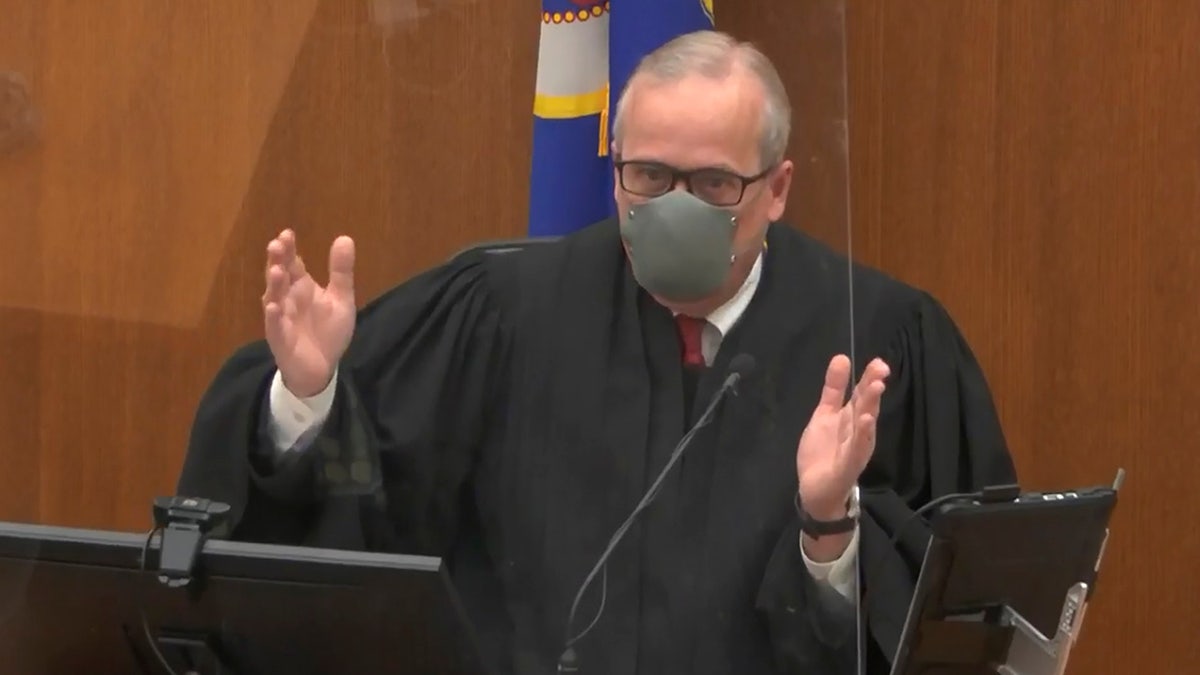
left=176, top=249, right=509, bottom=557
left=756, top=290, right=1018, bottom=674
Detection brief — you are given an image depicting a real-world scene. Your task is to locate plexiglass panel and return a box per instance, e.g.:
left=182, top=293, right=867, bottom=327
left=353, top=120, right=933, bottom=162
left=0, top=1, right=868, bottom=673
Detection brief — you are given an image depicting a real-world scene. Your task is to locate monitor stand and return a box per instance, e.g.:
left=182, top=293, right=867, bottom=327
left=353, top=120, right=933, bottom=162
left=994, top=581, right=1090, bottom=675
left=154, top=631, right=236, bottom=675
left=903, top=580, right=1095, bottom=675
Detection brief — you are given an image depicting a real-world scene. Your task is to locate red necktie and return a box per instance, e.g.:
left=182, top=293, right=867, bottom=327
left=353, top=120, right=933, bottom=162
left=675, top=315, right=707, bottom=368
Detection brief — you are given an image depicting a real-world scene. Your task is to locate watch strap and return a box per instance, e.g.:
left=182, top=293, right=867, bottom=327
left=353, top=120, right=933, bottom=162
left=795, top=487, right=859, bottom=538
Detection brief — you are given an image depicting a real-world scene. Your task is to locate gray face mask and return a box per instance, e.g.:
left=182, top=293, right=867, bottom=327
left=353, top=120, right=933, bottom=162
left=619, top=189, right=739, bottom=302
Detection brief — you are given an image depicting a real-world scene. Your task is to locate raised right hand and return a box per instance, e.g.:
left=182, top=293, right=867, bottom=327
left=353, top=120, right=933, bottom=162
left=262, top=229, right=357, bottom=398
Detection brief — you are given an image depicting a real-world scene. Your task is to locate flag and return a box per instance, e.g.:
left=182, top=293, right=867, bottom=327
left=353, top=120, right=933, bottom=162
left=528, top=1, right=613, bottom=238
left=528, top=0, right=715, bottom=237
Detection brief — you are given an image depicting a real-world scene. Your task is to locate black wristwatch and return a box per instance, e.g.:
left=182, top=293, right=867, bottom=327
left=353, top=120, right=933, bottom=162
left=795, top=486, right=860, bottom=538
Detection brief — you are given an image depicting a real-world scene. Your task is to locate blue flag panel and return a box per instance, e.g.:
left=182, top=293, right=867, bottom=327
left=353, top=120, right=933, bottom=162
left=529, top=1, right=714, bottom=237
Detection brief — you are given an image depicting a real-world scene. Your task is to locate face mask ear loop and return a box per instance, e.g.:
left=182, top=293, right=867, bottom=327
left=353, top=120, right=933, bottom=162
left=730, top=216, right=770, bottom=265
left=728, top=215, right=739, bottom=265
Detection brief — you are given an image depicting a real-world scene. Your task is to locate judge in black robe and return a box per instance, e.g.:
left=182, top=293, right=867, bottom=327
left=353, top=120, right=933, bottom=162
left=178, top=217, right=1016, bottom=674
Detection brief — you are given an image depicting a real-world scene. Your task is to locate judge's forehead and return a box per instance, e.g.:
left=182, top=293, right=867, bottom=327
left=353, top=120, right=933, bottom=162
left=618, top=70, right=764, bottom=173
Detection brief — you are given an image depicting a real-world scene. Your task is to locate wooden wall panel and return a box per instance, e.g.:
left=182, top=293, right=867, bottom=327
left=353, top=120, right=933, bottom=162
left=728, top=1, right=1199, bottom=672
left=0, top=0, right=536, bottom=530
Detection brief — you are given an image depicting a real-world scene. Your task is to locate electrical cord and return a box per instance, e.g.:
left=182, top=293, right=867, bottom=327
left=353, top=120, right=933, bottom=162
left=139, top=526, right=185, bottom=675
left=858, top=485, right=1020, bottom=627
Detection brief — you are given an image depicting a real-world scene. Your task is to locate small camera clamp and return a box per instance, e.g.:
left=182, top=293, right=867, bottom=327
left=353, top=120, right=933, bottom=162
left=151, top=496, right=232, bottom=589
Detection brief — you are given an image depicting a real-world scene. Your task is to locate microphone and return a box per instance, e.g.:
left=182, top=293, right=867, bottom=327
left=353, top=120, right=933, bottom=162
left=725, top=353, right=757, bottom=390
left=556, top=354, right=757, bottom=673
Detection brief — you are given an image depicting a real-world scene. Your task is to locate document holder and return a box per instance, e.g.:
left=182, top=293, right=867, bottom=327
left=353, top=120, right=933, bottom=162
left=889, top=470, right=1123, bottom=675
left=0, top=496, right=488, bottom=675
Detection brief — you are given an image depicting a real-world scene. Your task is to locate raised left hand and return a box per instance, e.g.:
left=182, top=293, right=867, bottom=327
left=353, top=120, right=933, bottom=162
left=795, top=355, right=890, bottom=520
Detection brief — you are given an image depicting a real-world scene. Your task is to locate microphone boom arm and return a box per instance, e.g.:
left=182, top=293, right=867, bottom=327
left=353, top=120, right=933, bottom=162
left=556, top=355, right=756, bottom=672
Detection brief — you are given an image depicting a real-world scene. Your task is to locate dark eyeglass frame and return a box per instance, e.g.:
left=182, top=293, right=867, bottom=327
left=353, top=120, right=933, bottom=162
left=613, top=155, right=774, bottom=206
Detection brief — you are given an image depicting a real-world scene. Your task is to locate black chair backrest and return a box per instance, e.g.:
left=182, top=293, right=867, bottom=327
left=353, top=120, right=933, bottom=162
left=448, top=236, right=562, bottom=263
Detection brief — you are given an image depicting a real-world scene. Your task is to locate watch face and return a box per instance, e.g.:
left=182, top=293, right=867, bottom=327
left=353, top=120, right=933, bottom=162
left=847, top=486, right=861, bottom=517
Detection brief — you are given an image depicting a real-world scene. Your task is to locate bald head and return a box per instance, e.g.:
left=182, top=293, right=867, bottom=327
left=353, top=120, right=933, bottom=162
left=612, top=31, right=791, bottom=171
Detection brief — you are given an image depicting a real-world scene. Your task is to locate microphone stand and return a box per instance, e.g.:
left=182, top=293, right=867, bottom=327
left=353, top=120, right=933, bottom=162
left=556, top=363, right=752, bottom=673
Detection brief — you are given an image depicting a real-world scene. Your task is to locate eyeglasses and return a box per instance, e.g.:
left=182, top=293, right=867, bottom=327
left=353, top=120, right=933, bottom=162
left=613, top=157, right=773, bottom=207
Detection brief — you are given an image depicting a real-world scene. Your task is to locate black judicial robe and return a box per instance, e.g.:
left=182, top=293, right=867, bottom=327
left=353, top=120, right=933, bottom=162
left=178, top=219, right=1017, bottom=675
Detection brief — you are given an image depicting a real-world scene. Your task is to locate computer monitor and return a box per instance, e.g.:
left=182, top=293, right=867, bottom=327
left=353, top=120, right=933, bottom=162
left=889, top=476, right=1121, bottom=675
left=0, top=497, right=487, bottom=675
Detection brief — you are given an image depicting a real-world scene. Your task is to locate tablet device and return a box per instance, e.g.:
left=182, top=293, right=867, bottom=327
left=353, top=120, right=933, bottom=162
left=889, top=484, right=1117, bottom=674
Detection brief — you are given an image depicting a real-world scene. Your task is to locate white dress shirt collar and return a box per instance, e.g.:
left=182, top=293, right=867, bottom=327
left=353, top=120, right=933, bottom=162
left=704, top=251, right=763, bottom=337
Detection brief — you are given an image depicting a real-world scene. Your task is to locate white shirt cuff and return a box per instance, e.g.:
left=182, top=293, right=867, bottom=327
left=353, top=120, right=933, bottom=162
left=266, top=367, right=337, bottom=455
left=800, top=524, right=860, bottom=602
